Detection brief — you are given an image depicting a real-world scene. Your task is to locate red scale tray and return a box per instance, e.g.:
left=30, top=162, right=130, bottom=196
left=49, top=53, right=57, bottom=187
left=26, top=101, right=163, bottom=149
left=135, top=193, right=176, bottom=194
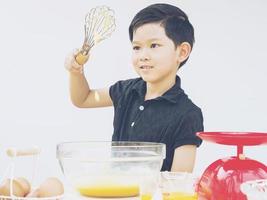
left=196, top=132, right=267, bottom=146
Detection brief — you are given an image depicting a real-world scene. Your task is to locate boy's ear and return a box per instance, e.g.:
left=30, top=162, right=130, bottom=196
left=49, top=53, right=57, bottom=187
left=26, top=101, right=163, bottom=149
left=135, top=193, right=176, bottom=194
left=176, top=42, right=192, bottom=63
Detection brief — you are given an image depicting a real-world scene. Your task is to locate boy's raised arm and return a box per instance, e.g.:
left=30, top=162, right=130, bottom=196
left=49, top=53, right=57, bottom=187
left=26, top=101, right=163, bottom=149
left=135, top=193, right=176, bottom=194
left=64, top=50, right=113, bottom=108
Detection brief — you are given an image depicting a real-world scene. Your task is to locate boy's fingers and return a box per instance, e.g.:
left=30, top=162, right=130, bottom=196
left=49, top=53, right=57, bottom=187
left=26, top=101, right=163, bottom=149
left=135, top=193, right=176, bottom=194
left=68, top=63, right=83, bottom=74
left=65, top=48, right=89, bottom=72
left=71, top=56, right=83, bottom=69
left=64, top=49, right=82, bottom=71
left=64, top=52, right=73, bottom=70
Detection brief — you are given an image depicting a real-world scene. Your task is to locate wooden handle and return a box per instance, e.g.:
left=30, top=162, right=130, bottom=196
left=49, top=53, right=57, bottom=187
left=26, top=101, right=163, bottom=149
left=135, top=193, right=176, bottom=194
left=75, top=52, right=89, bottom=65
left=6, top=146, right=41, bottom=157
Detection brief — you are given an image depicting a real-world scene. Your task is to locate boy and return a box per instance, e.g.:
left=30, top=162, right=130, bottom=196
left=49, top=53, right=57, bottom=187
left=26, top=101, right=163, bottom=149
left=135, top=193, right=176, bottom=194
left=65, top=3, right=203, bottom=172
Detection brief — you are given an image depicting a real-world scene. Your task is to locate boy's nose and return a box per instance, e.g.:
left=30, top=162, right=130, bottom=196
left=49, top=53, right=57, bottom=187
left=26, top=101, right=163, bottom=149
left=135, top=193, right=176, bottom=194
left=139, top=49, right=150, bottom=61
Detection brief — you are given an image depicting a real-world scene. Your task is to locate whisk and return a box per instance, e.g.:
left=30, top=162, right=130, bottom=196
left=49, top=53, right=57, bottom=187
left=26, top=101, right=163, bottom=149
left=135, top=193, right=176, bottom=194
left=75, top=5, right=116, bottom=65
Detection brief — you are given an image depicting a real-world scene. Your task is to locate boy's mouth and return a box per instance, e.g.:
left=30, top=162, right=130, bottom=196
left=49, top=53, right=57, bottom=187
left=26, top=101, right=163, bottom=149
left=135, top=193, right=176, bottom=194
left=140, top=65, right=153, bottom=69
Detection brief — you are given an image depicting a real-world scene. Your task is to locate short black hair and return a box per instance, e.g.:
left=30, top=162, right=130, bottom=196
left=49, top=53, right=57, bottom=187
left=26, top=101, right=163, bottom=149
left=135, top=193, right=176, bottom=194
left=129, top=3, right=195, bottom=67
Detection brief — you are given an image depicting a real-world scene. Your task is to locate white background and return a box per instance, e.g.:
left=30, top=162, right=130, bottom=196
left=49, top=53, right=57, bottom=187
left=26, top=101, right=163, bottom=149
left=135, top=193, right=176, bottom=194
left=0, top=0, right=267, bottom=184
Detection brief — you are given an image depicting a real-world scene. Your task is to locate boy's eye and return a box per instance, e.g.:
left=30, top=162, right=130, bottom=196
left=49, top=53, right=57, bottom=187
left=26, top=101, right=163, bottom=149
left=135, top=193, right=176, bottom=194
left=133, top=46, right=140, bottom=50
left=151, top=43, right=160, bottom=48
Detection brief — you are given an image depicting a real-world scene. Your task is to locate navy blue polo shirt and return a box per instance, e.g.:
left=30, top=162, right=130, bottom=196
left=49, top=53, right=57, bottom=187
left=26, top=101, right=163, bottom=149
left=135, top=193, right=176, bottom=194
left=109, top=76, right=203, bottom=171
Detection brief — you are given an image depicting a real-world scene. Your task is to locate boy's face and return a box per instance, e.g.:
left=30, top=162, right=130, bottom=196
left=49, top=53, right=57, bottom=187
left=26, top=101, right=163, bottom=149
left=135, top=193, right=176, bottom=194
left=131, top=23, right=181, bottom=84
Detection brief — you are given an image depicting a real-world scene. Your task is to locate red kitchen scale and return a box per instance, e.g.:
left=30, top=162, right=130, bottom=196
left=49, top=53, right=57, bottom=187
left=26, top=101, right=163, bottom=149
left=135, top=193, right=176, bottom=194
left=196, top=132, right=267, bottom=200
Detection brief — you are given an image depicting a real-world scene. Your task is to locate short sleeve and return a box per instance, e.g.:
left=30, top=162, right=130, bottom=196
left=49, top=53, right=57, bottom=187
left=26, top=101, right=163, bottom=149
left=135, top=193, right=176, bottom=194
left=173, top=108, right=204, bottom=149
left=109, top=79, right=136, bottom=107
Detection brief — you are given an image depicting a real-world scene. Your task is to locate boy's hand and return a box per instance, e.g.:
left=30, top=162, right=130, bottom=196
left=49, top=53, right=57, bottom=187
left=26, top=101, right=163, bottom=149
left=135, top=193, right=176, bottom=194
left=64, top=49, right=89, bottom=74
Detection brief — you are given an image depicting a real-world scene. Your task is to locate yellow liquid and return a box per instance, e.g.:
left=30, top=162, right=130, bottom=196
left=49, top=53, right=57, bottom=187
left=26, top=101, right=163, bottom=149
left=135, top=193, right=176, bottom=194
left=77, top=184, right=139, bottom=197
left=141, top=194, right=153, bottom=200
left=163, top=192, right=197, bottom=200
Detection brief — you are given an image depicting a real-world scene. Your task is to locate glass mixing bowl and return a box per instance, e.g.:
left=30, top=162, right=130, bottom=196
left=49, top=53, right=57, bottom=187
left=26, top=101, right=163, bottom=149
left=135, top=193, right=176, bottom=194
left=57, top=141, right=165, bottom=199
left=240, top=179, right=267, bottom=200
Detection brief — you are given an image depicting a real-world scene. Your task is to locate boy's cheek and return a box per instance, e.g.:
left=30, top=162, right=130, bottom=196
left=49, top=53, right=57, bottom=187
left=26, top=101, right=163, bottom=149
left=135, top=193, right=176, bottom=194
left=133, top=64, right=139, bottom=72
left=131, top=56, right=138, bottom=66
left=131, top=53, right=137, bottom=60
left=132, top=64, right=140, bottom=73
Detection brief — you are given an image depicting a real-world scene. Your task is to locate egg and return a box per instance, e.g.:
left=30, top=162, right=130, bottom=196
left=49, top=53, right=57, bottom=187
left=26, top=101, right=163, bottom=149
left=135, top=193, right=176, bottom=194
left=15, top=177, right=31, bottom=196
left=38, top=177, right=64, bottom=197
left=0, top=178, right=25, bottom=197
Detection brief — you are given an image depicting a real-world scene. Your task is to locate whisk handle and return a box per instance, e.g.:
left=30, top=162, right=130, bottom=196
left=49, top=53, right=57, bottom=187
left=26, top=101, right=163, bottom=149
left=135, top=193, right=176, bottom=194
left=75, top=51, right=89, bottom=65
left=6, top=146, right=41, bottom=157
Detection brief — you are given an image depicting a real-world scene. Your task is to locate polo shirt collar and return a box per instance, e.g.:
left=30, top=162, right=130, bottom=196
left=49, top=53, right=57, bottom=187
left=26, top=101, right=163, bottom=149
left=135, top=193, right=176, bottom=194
left=132, top=76, right=184, bottom=103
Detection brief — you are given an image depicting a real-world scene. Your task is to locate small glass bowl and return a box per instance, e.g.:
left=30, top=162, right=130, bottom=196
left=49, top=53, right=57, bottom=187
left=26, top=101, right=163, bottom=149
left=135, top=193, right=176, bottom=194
left=160, top=171, right=198, bottom=200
